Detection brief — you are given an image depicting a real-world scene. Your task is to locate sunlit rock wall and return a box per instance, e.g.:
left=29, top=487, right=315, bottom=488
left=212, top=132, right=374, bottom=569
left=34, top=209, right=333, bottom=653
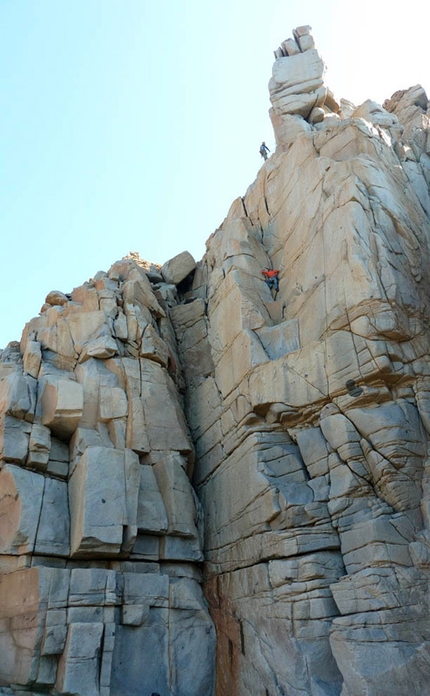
left=0, top=256, right=215, bottom=696
left=1, top=24, right=430, bottom=696
left=172, top=27, right=430, bottom=696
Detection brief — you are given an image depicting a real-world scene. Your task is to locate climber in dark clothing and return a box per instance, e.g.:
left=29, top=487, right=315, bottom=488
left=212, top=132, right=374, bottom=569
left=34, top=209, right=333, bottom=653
left=260, top=141, right=270, bottom=160
left=262, top=268, right=279, bottom=291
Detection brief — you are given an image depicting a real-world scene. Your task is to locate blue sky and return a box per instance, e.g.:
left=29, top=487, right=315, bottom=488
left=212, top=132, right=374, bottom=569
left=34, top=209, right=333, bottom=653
left=0, top=0, right=428, bottom=348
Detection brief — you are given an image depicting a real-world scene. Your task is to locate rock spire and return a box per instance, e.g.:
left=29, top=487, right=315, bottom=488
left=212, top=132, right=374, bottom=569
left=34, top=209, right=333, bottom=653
left=1, top=26, right=430, bottom=696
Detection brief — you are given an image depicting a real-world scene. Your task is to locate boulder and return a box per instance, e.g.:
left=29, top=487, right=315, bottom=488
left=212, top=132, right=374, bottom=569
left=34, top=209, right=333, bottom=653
left=45, top=291, right=69, bottom=307
left=161, top=250, right=196, bottom=285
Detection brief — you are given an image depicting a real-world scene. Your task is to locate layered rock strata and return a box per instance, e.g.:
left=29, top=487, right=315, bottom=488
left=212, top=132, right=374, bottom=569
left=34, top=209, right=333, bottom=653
left=1, top=25, right=430, bottom=696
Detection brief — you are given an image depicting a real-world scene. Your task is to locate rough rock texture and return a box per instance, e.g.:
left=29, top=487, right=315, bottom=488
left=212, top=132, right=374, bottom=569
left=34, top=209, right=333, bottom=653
left=0, top=257, right=215, bottom=696
left=2, top=25, right=430, bottom=696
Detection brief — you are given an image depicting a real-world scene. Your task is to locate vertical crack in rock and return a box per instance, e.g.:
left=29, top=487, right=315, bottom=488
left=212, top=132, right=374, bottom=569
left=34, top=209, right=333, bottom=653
left=1, top=23, right=430, bottom=696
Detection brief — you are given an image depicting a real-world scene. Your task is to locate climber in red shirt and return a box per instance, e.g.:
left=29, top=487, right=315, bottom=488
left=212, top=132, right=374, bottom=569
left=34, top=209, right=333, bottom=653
left=262, top=268, right=279, bottom=292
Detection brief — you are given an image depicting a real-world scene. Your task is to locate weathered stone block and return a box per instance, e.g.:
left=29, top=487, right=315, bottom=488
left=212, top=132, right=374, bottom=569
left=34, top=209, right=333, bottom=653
left=153, top=454, right=200, bottom=539
left=136, top=464, right=168, bottom=535
left=45, top=290, right=69, bottom=307
left=161, top=250, right=196, bottom=285
left=0, top=465, right=44, bottom=555
left=68, top=446, right=127, bottom=556
left=168, top=578, right=216, bottom=696
left=0, top=371, right=33, bottom=420
left=140, top=324, right=169, bottom=366
left=55, top=622, right=104, bottom=696
left=140, top=359, right=193, bottom=454
left=79, top=335, right=118, bottom=362
left=122, top=273, right=165, bottom=317
left=0, top=567, right=62, bottom=687
left=254, top=318, right=300, bottom=359
left=40, top=378, right=83, bottom=439
left=121, top=603, right=149, bottom=626
left=67, top=310, right=109, bottom=351
left=69, top=568, right=118, bottom=606
left=110, top=608, right=170, bottom=695
left=0, top=415, right=30, bottom=464
left=27, top=423, right=51, bottom=471
left=99, top=386, right=128, bottom=422
left=41, top=610, right=68, bottom=655
left=22, top=340, right=42, bottom=379
left=34, top=477, right=70, bottom=557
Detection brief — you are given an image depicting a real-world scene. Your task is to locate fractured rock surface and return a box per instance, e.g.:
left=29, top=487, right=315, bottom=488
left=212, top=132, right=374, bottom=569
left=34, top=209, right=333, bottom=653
left=1, top=25, right=430, bottom=696
left=0, top=257, right=214, bottom=696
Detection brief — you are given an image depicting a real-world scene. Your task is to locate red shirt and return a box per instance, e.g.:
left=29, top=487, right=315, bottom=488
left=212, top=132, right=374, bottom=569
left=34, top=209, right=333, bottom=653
left=262, top=269, right=279, bottom=278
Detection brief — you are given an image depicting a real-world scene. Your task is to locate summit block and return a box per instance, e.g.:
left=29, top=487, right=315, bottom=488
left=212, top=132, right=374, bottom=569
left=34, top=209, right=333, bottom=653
left=1, top=25, right=430, bottom=696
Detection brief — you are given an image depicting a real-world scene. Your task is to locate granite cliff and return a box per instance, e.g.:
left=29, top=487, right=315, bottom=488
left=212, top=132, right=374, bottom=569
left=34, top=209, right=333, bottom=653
left=1, top=26, right=430, bottom=696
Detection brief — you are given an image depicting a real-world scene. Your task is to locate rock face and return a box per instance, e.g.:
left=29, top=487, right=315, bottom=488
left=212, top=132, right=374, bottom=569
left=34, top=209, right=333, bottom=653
left=1, top=25, right=430, bottom=696
left=0, top=258, right=215, bottom=696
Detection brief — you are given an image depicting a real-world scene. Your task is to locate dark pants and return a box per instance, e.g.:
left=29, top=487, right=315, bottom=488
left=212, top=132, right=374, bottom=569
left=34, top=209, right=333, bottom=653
left=265, top=277, right=279, bottom=292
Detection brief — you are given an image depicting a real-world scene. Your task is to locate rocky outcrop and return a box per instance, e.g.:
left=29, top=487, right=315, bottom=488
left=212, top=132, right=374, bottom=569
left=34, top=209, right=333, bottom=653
left=0, top=256, right=215, bottom=696
left=182, top=27, right=430, bottom=696
left=1, top=25, right=430, bottom=696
